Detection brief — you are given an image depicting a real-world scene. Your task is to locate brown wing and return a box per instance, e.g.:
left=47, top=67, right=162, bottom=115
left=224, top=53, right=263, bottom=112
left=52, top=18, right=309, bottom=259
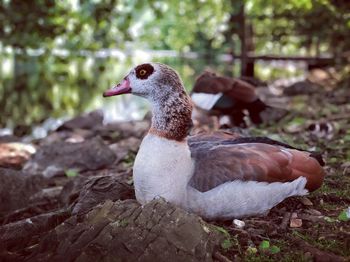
left=228, top=79, right=257, bottom=103
left=193, top=72, right=233, bottom=94
left=193, top=72, right=257, bottom=103
left=188, top=141, right=324, bottom=192
left=189, top=130, right=242, bottom=143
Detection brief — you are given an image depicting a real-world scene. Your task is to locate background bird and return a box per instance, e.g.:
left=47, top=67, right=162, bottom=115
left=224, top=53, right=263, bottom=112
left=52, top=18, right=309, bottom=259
left=191, top=71, right=275, bottom=127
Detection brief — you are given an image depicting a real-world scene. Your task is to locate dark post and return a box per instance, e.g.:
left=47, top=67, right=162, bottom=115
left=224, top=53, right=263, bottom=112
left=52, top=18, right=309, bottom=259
left=239, top=2, right=248, bottom=77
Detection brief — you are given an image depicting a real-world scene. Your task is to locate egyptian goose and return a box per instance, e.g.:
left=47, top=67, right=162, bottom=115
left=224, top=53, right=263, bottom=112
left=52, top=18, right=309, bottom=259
left=191, top=71, right=268, bottom=127
left=103, top=63, right=325, bottom=220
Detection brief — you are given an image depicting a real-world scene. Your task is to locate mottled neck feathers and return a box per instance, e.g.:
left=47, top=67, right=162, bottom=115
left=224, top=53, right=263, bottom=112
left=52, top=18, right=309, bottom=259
left=150, top=89, right=193, bottom=141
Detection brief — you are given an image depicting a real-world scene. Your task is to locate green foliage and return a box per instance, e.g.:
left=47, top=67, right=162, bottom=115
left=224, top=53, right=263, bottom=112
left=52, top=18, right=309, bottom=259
left=65, top=169, right=79, bottom=177
left=338, top=209, right=349, bottom=222
left=269, top=245, right=281, bottom=254
left=114, top=219, right=129, bottom=227
left=221, top=238, right=234, bottom=250
left=292, top=231, right=350, bottom=257
left=1, top=0, right=348, bottom=55
left=259, top=240, right=270, bottom=250
left=258, top=240, right=281, bottom=254
left=214, top=225, right=240, bottom=252
left=1, top=0, right=349, bottom=128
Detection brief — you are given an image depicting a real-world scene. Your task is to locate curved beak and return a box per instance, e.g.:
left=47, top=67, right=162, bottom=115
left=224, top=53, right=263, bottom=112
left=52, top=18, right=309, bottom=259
left=103, top=78, right=132, bottom=97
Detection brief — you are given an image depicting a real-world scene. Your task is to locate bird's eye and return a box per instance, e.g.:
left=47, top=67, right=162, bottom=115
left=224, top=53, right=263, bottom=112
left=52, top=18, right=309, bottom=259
left=135, top=63, right=154, bottom=79
left=139, top=69, right=147, bottom=76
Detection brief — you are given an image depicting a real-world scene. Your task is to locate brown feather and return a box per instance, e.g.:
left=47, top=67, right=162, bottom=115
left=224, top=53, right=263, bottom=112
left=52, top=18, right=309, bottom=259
left=188, top=137, right=325, bottom=192
left=193, top=72, right=258, bottom=103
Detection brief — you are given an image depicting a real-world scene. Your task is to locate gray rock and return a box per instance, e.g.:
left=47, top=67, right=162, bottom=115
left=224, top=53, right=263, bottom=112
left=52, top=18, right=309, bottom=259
left=0, top=135, right=21, bottom=143
left=59, top=170, right=132, bottom=207
left=29, top=186, right=64, bottom=204
left=39, top=129, right=94, bottom=146
left=23, top=137, right=116, bottom=177
left=0, top=208, right=70, bottom=252
left=29, top=199, right=221, bottom=262
left=0, top=168, right=45, bottom=215
left=109, top=137, right=141, bottom=163
left=96, top=120, right=150, bottom=142
left=72, top=174, right=135, bottom=216
left=283, top=80, right=320, bottom=96
left=57, top=110, right=104, bottom=131
left=59, top=175, right=91, bottom=206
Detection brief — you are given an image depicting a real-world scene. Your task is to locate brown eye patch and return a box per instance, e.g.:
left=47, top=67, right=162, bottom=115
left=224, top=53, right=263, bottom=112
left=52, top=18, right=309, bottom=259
left=135, top=63, right=154, bottom=79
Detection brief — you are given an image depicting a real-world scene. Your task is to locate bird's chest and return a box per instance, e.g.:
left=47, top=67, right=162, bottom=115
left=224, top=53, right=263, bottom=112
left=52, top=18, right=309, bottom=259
left=133, top=134, right=194, bottom=205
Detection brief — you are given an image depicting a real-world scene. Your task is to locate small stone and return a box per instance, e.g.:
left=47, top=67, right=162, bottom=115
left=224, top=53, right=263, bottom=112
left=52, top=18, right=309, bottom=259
left=233, top=219, right=245, bottom=229
left=299, top=214, right=324, bottom=223
left=304, top=252, right=312, bottom=259
left=299, top=197, right=313, bottom=206
left=306, top=209, right=322, bottom=216
left=290, top=218, right=303, bottom=228
left=291, top=212, right=298, bottom=219
left=0, top=143, right=36, bottom=169
left=279, top=207, right=287, bottom=213
left=23, top=137, right=116, bottom=176
left=65, top=134, right=85, bottom=143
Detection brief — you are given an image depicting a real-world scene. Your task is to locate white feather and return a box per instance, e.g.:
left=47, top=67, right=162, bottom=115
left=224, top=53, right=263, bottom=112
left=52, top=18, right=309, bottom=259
left=191, top=92, right=223, bottom=110
left=133, top=134, right=308, bottom=220
left=133, top=134, right=194, bottom=206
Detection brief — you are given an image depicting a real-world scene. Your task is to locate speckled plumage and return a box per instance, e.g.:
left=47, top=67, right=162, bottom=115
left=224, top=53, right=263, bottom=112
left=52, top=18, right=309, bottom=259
left=147, top=64, right=193, bottom=141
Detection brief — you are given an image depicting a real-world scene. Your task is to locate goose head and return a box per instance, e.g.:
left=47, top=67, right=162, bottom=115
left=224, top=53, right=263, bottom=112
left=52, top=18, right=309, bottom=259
left=103, top=62, right=193, bottom=141
left=103, top=62, right=188, bottom=103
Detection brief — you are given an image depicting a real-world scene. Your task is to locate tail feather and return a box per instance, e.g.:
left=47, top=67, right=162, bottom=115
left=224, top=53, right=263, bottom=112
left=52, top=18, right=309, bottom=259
left=288, top=149, right=325, bottom=191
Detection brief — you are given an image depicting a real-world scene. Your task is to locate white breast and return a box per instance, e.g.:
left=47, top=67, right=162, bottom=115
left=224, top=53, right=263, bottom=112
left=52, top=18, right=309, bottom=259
left=133, top=134, right=194, bottom=205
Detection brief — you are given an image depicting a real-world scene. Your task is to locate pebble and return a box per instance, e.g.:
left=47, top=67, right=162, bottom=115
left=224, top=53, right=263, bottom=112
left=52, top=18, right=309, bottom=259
left=306, top=209, right=322, bottom=216
left=299, top=214, right=324, bottom=223
left=290, top=218, right=303, bottom=228
left=299, top=197, right=313, bottom=206
left=233, top=219, right=245, bottom=229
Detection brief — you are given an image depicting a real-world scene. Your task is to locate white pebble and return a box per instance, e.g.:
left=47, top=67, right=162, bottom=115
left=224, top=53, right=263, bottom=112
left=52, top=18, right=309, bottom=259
left=233, top=219, right=245, bottom=228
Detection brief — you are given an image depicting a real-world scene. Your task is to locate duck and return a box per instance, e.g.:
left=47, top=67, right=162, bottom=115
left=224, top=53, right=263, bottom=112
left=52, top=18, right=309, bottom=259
left=103, top=62, right=325, bottom=220
left=191, top=71, right=268, bottom=127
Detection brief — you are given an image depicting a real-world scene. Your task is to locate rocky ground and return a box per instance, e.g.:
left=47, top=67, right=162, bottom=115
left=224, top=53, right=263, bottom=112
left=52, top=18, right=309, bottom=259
left=0, top=77, right=349, bottom=261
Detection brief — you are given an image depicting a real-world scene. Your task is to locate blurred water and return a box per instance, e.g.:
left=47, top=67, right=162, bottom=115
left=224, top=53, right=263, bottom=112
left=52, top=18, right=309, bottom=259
left=0, top=48, right=305, bottom=136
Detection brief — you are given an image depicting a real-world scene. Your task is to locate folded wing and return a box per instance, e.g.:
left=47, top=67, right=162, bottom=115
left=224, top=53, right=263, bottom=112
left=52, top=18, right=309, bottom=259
left=188, top=137, right=325, bottom=192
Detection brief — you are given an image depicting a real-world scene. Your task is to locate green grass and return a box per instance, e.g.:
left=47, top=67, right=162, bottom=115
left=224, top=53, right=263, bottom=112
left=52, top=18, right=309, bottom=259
left=244, top=239, right=312, bottom=262
left=292, top=231, right=349, bottom=257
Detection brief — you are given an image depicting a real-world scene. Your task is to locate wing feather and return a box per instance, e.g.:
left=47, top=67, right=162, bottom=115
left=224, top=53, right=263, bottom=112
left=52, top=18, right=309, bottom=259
left=188, top=139, right=324, bottom=192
